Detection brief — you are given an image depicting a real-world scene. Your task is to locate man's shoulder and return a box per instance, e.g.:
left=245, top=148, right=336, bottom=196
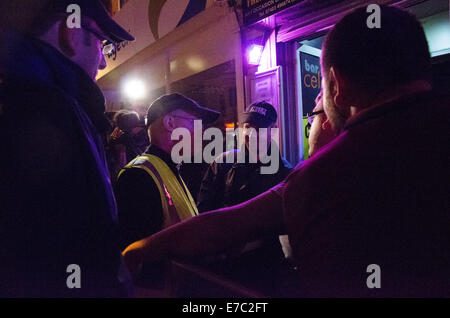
left=215, top=149, right=241, bottom=163
left=1, top=81, right=85, bottom=168
left=207, top=149, right=240, bottom=170
left=3, top=79, right=73, bottom=102
left=422, top=90, right=450, bottom=119
left=115, top=165, right=161, bottom=207
left=282, top=90, right=450, bottom=200
left=346, top=90, right=450, bottom=132
left=117, top=166, right=156, bottom=187
left=1, top=80, right=77, bottom=126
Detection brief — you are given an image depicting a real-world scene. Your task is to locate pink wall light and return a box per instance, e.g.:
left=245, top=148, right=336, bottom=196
left=247, top=44, right=264, bottom=65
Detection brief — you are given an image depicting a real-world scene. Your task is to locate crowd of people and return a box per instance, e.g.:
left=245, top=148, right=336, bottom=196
left=0, top=0, right=448, bottom=297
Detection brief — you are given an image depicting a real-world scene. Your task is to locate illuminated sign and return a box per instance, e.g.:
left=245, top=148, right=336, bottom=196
left=297, top=45, right=321, bottom=161
left=299, top=51, right=321, bottom=116
left=243, top=0, right=304, bottom=26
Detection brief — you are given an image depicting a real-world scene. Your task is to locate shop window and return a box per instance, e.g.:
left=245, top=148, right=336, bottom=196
left=170, top=60, right=238, bottom=133
left=421, top=12, right=450, bottom=57
left=297, top=35, right=325, bottom=161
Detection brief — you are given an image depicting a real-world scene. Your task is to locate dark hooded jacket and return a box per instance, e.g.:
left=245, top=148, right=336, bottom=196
left=0, top=31, right=130, bottom=297
left=197, top=143, right=292, bottom=212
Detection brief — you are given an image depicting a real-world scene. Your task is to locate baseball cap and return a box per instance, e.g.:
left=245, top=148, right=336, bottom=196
left=242, top=101, right=277, bottom=128
left=44, top=0, right=134, bottom=43
left=146, top=93, right=220, bottom=126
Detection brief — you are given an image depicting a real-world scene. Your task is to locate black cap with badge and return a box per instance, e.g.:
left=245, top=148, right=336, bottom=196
left=242, top=101, right=277, bottom=128
left=44, top=0, right=134, bottom=43
left=146, top=93, right=220, bottom=126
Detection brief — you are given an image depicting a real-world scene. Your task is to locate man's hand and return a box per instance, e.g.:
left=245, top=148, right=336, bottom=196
left=122, top=241, right=145, bottom=281
left=110, top=127, right=125, bottom=142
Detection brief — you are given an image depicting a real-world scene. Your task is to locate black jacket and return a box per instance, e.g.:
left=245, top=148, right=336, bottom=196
left=197, top=145, right=292, bottom=212
left=115, top=145, right=197, bottom=288
left=0, top=32, right=130, bottom=297
left=115, top=145, right=181, bottom=250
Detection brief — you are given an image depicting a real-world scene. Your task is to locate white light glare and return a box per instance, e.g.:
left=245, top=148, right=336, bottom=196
left=123, top=79, right=146, bottom=100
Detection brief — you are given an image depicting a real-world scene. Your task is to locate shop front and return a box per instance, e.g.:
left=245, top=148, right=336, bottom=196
left=98, top=0, right=448, bottom=168
left=241, top=0, right=450, bottom=165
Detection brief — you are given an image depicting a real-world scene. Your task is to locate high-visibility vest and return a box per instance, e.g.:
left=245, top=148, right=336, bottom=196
left=118, top=154, right=198, bottom=228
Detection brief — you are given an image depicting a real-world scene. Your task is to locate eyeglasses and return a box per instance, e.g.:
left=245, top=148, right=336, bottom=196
left=82, top=25, right=116, bottom=56
left=303, top=110, right=325, bottom=125
left=101, top=42, right=115, bottom=56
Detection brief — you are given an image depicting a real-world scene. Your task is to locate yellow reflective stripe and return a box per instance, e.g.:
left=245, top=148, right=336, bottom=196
left=179, top=174, right=199, bottom=216
left=119, top=154, right=198, bottom=228
left=139, top=155, right=198, bottom=220
left=131, top=164, right=171, bottom=226
left=118, top=164, right=171, bottom=228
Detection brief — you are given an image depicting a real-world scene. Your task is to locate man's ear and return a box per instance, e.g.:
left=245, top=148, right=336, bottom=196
left=321, top=119, right=332, bottom=131
left=162, top=114, right=176, bottom=132
left=322, top=119, right=339, bottom=137
left=58, top=19, right=76, bottom=57
left=329, top=67, right=350, bottom=108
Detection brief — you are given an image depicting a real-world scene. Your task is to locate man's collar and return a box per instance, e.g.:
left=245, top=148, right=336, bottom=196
left=31, top=38, right=111, bottom=133
left=0, top=32, right=111, bottom=133
left=145, top=144, right=179, bottom=170
left=344, top=90, right=433, bottom=131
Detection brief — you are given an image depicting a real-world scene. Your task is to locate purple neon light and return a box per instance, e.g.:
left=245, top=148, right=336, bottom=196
left=247, top=44, right=264, bottom=65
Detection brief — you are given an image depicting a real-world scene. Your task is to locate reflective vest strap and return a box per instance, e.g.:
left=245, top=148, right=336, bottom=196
left=139, top=155, right=199, bottom=219
left=179, top=174, right=199, bottom=215
left=119, top=157, right=179, bottom=228
left=128, top=163, right=180, bottom=228
left=119, top=155, right=198, bottom=229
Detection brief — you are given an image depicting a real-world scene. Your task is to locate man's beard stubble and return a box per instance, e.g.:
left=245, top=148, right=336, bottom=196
left=323, top=84, right=348, bottom=135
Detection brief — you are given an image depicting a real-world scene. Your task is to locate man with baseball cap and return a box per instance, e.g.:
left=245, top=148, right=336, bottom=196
left=115, top=93, right=220, bottom=266
left=0, top=0, right=134, bottom=296
left=195, top=101, right=291, bottom=266
left=197, top=101, right=291, bottom=213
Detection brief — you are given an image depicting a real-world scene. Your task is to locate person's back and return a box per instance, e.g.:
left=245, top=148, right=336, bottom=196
left=281, top=90, right=450, bottom=297
left=278, top=5, right=450, bottom=296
